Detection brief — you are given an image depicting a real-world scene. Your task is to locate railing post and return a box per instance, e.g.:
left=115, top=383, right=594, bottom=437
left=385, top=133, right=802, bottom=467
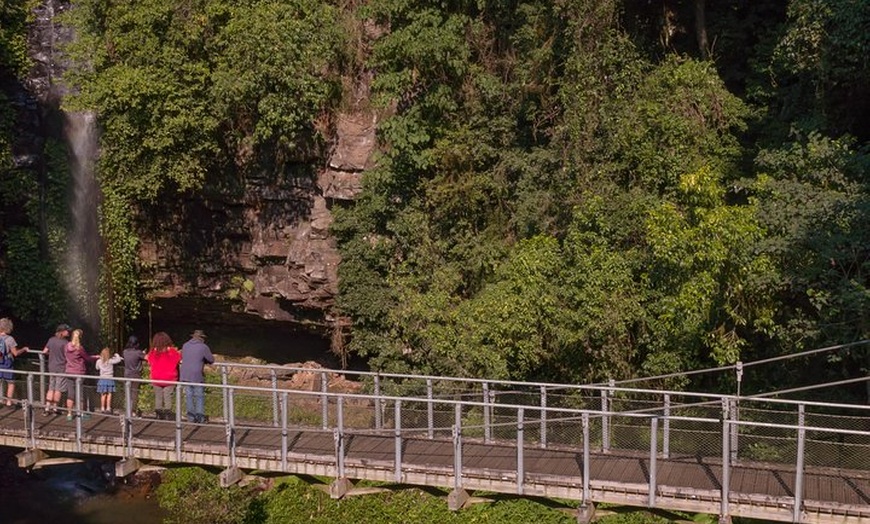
left=374, top=374, right=382, bottom=430
left=453, top=403, right=462, bottom=490
left=38, top=353, right=46, bottom=407
left=175, top=384, right=182, bottom=461
left=540, top=386, right=547, bottom=449
left=582, top=412, right=591, bottom=506
left=221, top=367, right=229, bottom=423
left=793, top=404, right=806, bottom=523
left=124, top=380, right=133, bottom=456
left=26, top=374, right=35, bottom=448
left=649, top=417, right=658, bottom=508
left=281, top=391, right=289, bottom=472
left=483, top=382, right=491, bottom=443
left=602, top=380, right=613, bottom=453
left=75, top=377, right=83, bottom=453
left=394, top=399, right=402, bottom=482
left=720, top=398, right=731, bottom=522
left=335, top=397, right=345, bottom=478
left=730, top=397, right=739, bottom=463
left=663, top=394, right=670, bottom=459
left=321, top=371, right=329, bottom=430
left=517, top=407, right=524, bottom=495
left=227, top=387, right=236, bottom=467
left=426, top=378, right=434, bottom=439
left=271, top=369, right=279, bottom=427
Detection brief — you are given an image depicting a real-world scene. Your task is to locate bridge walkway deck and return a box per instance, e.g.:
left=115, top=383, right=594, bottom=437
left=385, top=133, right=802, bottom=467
left=2, top=406, right=869, bottom=523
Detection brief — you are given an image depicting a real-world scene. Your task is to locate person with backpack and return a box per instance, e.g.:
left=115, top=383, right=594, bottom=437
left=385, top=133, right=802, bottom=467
left=122, top=335, right=145, bottom=417
left=0, top=317, right=30, bottom=408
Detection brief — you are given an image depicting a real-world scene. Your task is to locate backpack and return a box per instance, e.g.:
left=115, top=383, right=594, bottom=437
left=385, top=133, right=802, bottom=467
left=0, top=335, right=10, bottom=367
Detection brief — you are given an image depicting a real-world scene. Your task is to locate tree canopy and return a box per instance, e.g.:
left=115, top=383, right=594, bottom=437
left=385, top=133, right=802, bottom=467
left=0, top=0, right=867, bottom=398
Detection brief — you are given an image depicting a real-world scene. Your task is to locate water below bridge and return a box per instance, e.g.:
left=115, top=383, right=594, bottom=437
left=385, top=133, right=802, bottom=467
left=0, top=447, right=166, bottom=524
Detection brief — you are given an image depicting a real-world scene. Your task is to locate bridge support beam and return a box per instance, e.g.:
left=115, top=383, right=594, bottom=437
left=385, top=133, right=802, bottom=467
left=219, top=466, right=243, bottom=488
left=576, top=503, right=595, bottom=524
left=447, top=488, right=470, bottom=511
left=329, top=477, right=353, bottom=499
left=115, top=458, right=142, bottom=478
left=16, top=448, right=47, bottom=469
left=717, top=516, right=732, bottom=524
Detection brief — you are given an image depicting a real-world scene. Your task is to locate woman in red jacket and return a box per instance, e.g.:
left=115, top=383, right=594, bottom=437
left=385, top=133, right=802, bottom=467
left=146, top=331, right=181, bottom=420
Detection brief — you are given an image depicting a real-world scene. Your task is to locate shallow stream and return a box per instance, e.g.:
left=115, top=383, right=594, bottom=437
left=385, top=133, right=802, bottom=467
left=2, top=443, right=167, bottom=523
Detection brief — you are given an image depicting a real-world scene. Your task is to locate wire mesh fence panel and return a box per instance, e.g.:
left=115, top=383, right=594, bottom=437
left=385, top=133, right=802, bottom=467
left=610, top=416, right=652, bottom=453
left=803, top=434, right=870, bottom=470
left=666, top=421, right=722, bottom=458
left=736, top=431, right=798, bottom=465
left=668, top=400, right=723, bottom=420
left=542, top=410, right=585, bottom=448
left=391, top=398, right=433, bottom=434
left=230, top=388, right=274, bottom=424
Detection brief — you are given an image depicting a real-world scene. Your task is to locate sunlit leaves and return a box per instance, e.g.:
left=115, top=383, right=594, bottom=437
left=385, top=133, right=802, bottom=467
left=606, top=57, right=748, bottom=192
left=646, top=166, right=773, bottom=365
left=211, top=0, right=341, bottom=149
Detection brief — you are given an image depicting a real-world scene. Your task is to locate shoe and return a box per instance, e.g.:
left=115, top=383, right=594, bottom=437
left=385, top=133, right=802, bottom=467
left=43, top=410, right=51, bottom=417
left=66, top=414, right=73, bottom=421
left=81, top=413, right=91, bottom=420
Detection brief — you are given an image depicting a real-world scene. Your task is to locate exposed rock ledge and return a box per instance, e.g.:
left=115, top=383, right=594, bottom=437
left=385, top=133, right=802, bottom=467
left=137, top=107, right=380, bottom=330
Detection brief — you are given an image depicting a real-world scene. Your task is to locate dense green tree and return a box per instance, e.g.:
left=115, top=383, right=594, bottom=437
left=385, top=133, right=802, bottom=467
left=748, top=132, right=870, bottom=393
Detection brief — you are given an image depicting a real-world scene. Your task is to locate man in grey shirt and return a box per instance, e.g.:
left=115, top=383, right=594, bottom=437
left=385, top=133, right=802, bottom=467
left=180, top=329, right=214, bottom=423
left=42, top=323, right=70, bottom=415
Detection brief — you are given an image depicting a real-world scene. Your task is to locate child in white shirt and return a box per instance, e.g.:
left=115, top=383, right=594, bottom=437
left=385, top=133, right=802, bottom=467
left=95, top=347, right=123, bottom=413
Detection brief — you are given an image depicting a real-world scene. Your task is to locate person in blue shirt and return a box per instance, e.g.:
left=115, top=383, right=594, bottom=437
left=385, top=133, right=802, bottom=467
left=180, top=329, right=214, bottom=423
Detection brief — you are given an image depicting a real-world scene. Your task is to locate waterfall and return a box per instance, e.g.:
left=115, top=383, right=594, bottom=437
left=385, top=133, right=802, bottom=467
left=63, top=111, right=102, bottom=339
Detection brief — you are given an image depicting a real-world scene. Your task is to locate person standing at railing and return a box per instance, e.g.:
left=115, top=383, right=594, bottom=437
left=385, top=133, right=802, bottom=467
left=122, top=335, right=145, bottom=417
left=95, top=347, right=123, bottom=414
left=0, top=317, right=29, bottom=408
left=64, top=328, right=97, bottom=421
left=180, top=329, right=214, bottom=423
left=147, top=331, right=181, bottom=420
left=42, top=323, right=71, bottom=416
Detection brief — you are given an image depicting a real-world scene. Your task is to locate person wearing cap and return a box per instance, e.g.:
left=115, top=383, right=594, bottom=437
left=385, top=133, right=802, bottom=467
left=180, top=329, right=214, bottom=423
left=0, top=317, right=29, bottom=408
left=42, top=323, right=71, bottom=415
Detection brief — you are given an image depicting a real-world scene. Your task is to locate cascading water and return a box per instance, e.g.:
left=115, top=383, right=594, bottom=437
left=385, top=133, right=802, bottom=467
left=63, top=111, right=102, bottom=339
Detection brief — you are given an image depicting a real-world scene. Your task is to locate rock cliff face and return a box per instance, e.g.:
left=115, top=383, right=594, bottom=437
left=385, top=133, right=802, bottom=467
left=6, top=0, right=69, bottom=171
left=137, top=99, right=377, bottom=330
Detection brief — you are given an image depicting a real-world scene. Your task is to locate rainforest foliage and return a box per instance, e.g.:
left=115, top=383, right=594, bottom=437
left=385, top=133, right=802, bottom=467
left=156, top=466, right=679, bottom=524
left=0, top=0, right=868, bottom=396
